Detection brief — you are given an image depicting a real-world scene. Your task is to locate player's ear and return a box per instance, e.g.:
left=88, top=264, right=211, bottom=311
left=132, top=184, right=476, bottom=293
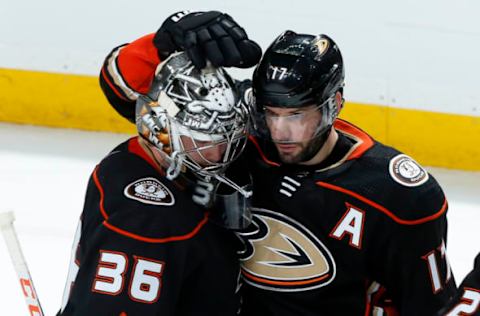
left=335, top=91, right=344, bottom=113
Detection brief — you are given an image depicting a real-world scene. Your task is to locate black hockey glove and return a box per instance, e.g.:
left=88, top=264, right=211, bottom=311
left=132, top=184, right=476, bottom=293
left=153, top=10, right=262, bottom=69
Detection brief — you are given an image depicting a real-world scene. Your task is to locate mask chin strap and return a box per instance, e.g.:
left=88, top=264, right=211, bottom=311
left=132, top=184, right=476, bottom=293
left=166, top=151, right=183, bottom=180
left=203, top=170, right=253, bottom=230
left=211, top=173, right=253, bottom=198
left=183, top=159, right=253, bottom=198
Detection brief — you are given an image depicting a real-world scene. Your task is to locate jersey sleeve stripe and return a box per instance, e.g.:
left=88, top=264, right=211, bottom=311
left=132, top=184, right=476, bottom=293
left=104, top=46, right=140, bottom=101
left=101, top=214, right=209, bottom=243
left=99, top=73, right=136, bottom=122
left=100, top=65, right=129, bottom=102
left=100, top=44, right=134, bottom=101
left=316, top=181, right=448, bottom=225
left=93, top=166, right=110, bottom=220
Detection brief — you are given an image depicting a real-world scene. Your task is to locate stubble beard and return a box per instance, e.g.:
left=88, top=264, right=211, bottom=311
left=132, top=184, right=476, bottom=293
left=276, top=143, right=304, bottom=164
left=275, top=136, right=325, bottom=165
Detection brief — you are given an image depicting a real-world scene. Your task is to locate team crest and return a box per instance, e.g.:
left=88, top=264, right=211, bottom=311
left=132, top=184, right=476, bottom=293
left=389, top=154, right=429, bottom=187
left=313, top=38, right=330, bottom=57
left=237, top=208, right=336, bottom=292
left=124, top=177, right=175, bottom=206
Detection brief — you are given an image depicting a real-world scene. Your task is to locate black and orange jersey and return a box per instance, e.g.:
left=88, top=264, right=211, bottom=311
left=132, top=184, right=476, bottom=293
left=438, top=253, right=480, bottom=315
left=58, top=137, right=241, bottom=316
left=99, top=33, right=457, bottom=315
left=236, top=121, right=456, bottom=316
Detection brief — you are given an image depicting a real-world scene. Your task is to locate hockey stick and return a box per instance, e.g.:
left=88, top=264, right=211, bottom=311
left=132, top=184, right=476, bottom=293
left=0, top=211, right=44, bottom=316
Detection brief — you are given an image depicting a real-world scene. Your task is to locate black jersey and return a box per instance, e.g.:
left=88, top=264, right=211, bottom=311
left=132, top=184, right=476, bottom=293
left=58, top=137, right=241, bottom=316
left=97, top=34, right=456, bottom=315
left=438, top=253, right=480, bottom=315
left=236, top=120, right=456, bottom=316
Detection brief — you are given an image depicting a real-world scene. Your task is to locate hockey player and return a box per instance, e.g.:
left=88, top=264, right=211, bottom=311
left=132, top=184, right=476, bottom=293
left=438, top=253, right=480, bottom=315
left=58, top=12, right=262, bottom=314
left=98, top=11, right=456, bottom=315
left=234, top=30, right=457, bottom=316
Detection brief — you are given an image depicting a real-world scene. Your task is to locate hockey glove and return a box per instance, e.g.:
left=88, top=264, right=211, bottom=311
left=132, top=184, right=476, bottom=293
left=153, top=10, right=262, bottom=69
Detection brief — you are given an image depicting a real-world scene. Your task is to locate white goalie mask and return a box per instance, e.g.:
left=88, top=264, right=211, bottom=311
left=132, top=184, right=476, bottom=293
left=136, top=52, right=250, bottom=197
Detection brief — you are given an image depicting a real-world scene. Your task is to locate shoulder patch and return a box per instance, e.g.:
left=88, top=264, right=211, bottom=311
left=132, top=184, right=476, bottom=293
left=389, top=154, right=429, bottom=187
left=124, top=177, right=175, bottom=206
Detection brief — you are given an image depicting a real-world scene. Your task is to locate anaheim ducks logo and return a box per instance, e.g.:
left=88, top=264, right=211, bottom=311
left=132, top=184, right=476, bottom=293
left=313, top=38, right=330, bottom=56
left=124, top=177, right=175, bottom=206
left=237, top=208, right=336, bottom=292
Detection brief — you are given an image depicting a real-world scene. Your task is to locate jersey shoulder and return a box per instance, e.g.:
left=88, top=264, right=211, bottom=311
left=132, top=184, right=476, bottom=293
left=83, top=137, right=207, bottom=243
left=328, top=141, right=447, bottom=225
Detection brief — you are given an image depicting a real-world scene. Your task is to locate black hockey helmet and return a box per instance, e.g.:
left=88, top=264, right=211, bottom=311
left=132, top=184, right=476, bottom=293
left=249, top=31, right=345, bottom=162
left=252, top=30, right=345, bottom=108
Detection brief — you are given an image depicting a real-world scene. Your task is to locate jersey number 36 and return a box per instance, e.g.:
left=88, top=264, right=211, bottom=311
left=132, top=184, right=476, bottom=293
left=92, top=250, right=165, bottom=304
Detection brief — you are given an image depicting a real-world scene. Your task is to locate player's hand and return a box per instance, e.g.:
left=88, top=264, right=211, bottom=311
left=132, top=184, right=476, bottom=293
left=153, top=11, right=262, bottom=69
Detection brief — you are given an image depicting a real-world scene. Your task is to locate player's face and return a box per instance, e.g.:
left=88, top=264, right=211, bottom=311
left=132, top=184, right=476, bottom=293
left=265, top=104, right=323, bottom=164
left=180, top=136, right=227, bottom=166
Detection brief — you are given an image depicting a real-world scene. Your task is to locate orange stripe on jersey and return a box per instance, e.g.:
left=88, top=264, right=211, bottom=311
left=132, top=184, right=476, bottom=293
left=334, top=119, right=374, bottom=160
left=317, top=181, right=448, bottom=225
left=92, top=160, right=209, bottom=243
left=102, top=213, right=208, bottom=244
left=100, top=65, right=129, bottom=101
left=242, top=269, right=330, bottom=286
left=117, top=33, right=161, bottom=95
left=364, top=296, right=371, bottom=316
left=248, top=135, right=280, bottom=167
left=93, top=167, right=109, bottom=220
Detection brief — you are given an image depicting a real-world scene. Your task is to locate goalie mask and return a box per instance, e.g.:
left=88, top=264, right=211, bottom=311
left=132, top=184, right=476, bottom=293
left=136, top=52, right=251, bottom=199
